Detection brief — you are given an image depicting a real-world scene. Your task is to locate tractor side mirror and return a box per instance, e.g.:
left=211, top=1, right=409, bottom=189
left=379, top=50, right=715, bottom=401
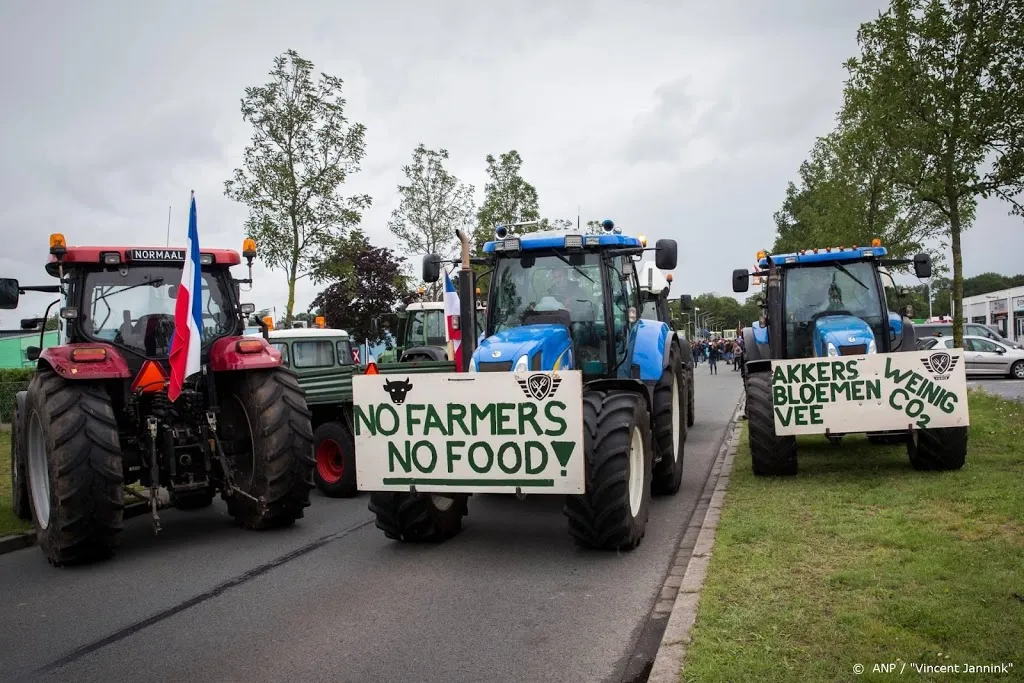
left=0, top=278, right=20, bottom=309
left=422, top=254, right=442, bottom=283
left=26, top=346, right=40, bottom=361
left=20, top=317, right=43, bottom=330
left=913, top=253, right=932, bottom=279
left=732, top=269, right=750, bottom=293
left=654, top=239, right=678, bottom=270
left=680, top=294, right=693, bottom=310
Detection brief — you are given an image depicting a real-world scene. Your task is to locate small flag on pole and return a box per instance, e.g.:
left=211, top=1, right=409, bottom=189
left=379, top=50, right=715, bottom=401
left=443, top=271, right=463, bottom=372
left=167, top=192, right=203, bottom=402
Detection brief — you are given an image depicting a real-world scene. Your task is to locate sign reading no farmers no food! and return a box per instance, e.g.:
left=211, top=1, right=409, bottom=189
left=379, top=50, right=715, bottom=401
left=770, top=350, right=970, bottom=436
left=352, top=371, right=585, bottom=494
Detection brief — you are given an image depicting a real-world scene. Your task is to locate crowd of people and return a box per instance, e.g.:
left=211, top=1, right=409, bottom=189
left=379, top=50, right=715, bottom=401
left=690, top=337, right=743, bottom=375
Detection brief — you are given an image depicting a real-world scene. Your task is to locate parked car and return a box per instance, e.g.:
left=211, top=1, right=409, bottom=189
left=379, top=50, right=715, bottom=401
left=920, top=334, right=1024, bottom=379
left=913, top=322, right=1022, bottom=349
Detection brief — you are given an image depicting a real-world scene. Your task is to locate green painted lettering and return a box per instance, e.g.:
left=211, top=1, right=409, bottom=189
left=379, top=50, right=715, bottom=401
left=939, top=392, right=957, bottom=414
left=831, top=382, right=850, bottom=401
left=376, top=405, right=399, bottom=436
left=814, top=382, right=828, bottom=404
left=800, top=364, right=815, bottom=383
left=518, top=402, right=542, bottom=435
left=495, top=403, right=516, bottom=435
left=851, top=381, right=864, bottom=401
left=446, top=441, right=465, bottom=473
left=471, top=404, right=495, bottom=435
left=775, top=407, right=793, bottom=426
left=831, top=361, right=847, bottom=380
left=353, top=405, right=374, bottom=436
left=816, top=361, right=829, bottom=382
left=799, top=384, right=816, bottom=404
left=793, top=405, right=810, bottom=425
left=411, top=440, right=437, bottom=473
left=773, top=384, right=788, bottom=406
left=406, top=404, right=426, bottom=436
left=388, top=441, right=411, bottom=473
left=773, top=365, right=787, bottom=384
left=866, top=380, right=881, bottom=400
left=883, top=357, right=913, bottom=384
left=496, top=442, right=522, bottom=474
left=525, top=441, right=548, bottom=474
left=787, top=365, right=801, bottom=383
left=448, top=403, right=470, bottom=436
left=889, top=387, right=908, bottom=411
left=544, top=401, right=567, bottom=436
left=467, top=442, right=494, bottom=473
left=809, top=404, right=823, bottom=424
left=423, top=404, right=448, bottom=436
left=846, top=360, right=859, bottom=380
left=906, top=373, right=921, bottom=393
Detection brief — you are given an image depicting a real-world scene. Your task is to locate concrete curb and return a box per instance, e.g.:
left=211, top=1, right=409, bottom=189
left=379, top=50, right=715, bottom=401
left=0, top=530, right=36, bottom=556
left=646, top=396, right=743, bottom=683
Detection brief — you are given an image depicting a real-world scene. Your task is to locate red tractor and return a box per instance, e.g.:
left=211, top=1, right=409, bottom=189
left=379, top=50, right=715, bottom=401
left=1, top=234, right=315, bottom=566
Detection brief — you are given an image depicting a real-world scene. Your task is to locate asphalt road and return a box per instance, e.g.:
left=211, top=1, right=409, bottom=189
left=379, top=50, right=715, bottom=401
left=0, top=370, right=743, bottom=683
left=968, top=378, right=1024, bottom=402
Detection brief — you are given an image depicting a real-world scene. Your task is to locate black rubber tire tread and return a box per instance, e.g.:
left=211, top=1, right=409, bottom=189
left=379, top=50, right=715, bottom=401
left=564, top=390, right=652, bottom=551
left=746, top=371, right=798, bottom=476
left=368, top=492, right=468, bottom=542
left=11, top=392, right=31, bottom=520
left=907, top=426, right=968, bottom=471
left=1010, top=360, right=1024, bottom=380
left=221, top=367, right=315, bottom=529
left=25, top=369, right=124, bottom=566
left=652, top=348, right=686, bottom=495
left=687, top=373, right=696, bottom=428
left=312, top=420, right=358, bottom=498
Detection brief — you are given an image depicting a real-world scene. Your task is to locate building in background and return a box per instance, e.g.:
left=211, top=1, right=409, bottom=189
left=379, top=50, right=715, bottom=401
left=963, top=286, right=1024, bottom=343
left=0, top=331, right=59, bottom=369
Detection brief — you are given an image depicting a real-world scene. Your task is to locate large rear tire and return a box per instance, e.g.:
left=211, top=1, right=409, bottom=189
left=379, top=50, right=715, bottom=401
left=218, top=368, right=315, bottom=529
left=24, top=370, right=124, bottom=566
left=313, top=420, right=357, bottom=498
left=369, top=492, right=468, bottom=542
left=564, top=390, right=652, bottom=551
left=746, top=371, right=797, bottom=476
left=687, top=374, right=696, bottom=428
left=11, top=391, right=31, bottom=521
left=907, top=426, right=967, bottom=471
left=652, top=349, right=686, bottom=495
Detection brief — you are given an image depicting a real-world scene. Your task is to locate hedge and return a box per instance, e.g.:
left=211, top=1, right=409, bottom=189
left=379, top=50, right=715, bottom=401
left=0, top=368, right=35, bottom=423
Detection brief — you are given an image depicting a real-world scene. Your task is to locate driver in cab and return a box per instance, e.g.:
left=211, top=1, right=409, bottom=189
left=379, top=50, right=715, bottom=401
left=533, top=268, right=589, bottom=312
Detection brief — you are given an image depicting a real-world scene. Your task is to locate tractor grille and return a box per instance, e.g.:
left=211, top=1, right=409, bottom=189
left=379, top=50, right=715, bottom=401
left=478, top=361, right=513, bottom=372
left=839, top=344, right=867, bottom=356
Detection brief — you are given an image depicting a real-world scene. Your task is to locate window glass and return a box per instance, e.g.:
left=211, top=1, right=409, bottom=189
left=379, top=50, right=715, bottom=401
left=972, top=338, right=1001, bottom=353
left=336, top=340, right=354, bottom=365
left=293, top=340, right=335, bottom=368
left=271, top=342, right=290, bottom=366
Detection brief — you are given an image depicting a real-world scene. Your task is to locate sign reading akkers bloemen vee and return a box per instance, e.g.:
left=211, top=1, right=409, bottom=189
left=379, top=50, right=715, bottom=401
left=352, top=371, right=585, bottom=494
left=771, top=350, right=970, bottom=436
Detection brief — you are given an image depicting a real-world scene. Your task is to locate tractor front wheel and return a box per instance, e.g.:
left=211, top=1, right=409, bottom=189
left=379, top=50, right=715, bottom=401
left=313, top=420, right=357, bottom=497
left=218, top=368, right=315, bottom=529
left=746, top=371, right=797, bottom=476
left=907, top=427, right=967, bottom=471
left=652, top=349, right=686, bottom=495
left=10, top=391, right=31, bottom=521
left=369, top=492, right=468, bottom=542
left=564, top=390, right=652, bottom=551
left=24, top=370, right=124, bottom=566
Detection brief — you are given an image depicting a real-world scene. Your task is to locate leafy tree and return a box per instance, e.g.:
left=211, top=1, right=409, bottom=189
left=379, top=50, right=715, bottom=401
left=472, top=151, right=540, bottom=252
left=43, top=315, right=59, bottom=331
left=310, top=230, right=410, bottom=345
left=841, top=0, right=1024, bottom=345
left=224, top=49, right=372, bottom=325
left=387, top=144, right=476, bottom=297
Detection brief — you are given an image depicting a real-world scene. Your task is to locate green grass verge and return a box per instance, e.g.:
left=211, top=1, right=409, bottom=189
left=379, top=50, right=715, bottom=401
left=684, top=389, right=1024, bottom=683
left=0, top=430, right=33, bottom=537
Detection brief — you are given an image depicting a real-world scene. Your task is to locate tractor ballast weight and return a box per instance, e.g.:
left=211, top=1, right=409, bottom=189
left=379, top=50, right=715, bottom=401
left=732, top=243, right=967, bottom=475
left=0, top=233, right=315, bottom=566
left=383, top=220, right=688, bottom=552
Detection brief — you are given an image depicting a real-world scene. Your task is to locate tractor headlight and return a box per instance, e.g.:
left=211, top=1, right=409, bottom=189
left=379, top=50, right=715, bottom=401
left=827, top=342, right=838, bottom=357
left=868, top=339, right=877, bottom=354
left=514, top=354, right=529, bottom=372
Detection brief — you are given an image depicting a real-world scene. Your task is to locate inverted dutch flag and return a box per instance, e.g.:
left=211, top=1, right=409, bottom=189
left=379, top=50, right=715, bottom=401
left=443, top=270, right=463, bottom=372
left=167, top=192, right=203, bottom=402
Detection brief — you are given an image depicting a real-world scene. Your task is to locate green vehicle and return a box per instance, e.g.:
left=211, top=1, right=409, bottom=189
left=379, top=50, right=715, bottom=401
left=378, top=300, right=486, bottom=363
left=266, top=327, right=453, bottom=497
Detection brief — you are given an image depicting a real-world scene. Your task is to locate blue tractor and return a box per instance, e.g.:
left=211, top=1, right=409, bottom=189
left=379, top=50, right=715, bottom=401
left=733, top=242, right=968, bottom=475
left=410, top=219, right=687, bottom=551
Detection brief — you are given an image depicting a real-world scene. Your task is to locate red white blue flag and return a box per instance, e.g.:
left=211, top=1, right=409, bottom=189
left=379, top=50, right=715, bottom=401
left=168, top=192, right=203, bottom=402
left=443, top=270, right=463, bottom=372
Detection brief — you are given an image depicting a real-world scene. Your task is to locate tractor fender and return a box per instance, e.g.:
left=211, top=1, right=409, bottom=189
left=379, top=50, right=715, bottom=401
left=742, top=327, right=769, bottom=362
left=38, top=343, right=131, bottom=380
left=400, top=345, right=448, bottom=362
left=628, top=319, right=670, bottom=382
left=585, top=377, right=653, bottom=415
left=208, top=336, right=284, bottom=372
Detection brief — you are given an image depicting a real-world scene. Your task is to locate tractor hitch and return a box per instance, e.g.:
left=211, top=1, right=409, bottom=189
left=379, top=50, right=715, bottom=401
left=205, top=411, right=267, bottom=515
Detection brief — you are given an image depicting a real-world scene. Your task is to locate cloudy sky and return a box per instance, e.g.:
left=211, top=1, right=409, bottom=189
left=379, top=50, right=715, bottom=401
left=1, top=0, right=1021, bottom=326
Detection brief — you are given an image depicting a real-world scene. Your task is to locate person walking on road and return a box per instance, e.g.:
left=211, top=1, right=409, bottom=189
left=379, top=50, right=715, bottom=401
left=708, top=342, right=719, bottom=375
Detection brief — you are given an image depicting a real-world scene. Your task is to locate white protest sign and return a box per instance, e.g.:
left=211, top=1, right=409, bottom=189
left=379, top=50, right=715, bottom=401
left=353, top=370, right=585, bottom=494
left=770, top=349, right=970, bottom=436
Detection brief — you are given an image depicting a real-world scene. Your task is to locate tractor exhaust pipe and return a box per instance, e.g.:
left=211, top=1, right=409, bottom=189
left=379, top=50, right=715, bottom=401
left=455, top=229, right=477, bottom=372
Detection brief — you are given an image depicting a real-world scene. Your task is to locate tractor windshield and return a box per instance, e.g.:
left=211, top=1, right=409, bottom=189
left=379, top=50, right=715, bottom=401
left=783, top=260, right=885, bottom=357
left=406, top=309, right=446, bottom=347
left=80, top=265, right=235, bottom=358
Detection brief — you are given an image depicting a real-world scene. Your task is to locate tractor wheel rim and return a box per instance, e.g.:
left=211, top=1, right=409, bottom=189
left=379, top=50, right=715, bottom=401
left=1014, top=362, right=1024, bottom=379
left=27, top=412, right=49, bottom=528
left=671, top=372, right=681, bottom=460
left=628, top=425, right=644, bottom=517
left=431, top=495, right=455, bottom=511
left=316, top=440, right=345, bottom=483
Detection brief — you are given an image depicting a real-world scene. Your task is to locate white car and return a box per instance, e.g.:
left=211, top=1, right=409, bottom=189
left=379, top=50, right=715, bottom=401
left=921, top=334, right=1024, bottom=379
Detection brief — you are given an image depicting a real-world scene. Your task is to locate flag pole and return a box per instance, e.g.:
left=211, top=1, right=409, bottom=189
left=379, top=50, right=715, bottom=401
left=165, top=205, right=172, bottom=246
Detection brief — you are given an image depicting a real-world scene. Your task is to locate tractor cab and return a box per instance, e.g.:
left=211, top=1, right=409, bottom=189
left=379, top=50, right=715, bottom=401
left=733, top=240, right=931, bottom=361
left=459, top=219, right=677, bottom=378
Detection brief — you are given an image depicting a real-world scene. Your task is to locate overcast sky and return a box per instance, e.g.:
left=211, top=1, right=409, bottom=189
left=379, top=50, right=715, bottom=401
left=2, top=0, right=1021, bottom=325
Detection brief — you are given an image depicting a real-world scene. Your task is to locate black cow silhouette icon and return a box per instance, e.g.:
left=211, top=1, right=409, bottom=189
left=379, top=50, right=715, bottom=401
left=383, top=378, right=414, bottom=404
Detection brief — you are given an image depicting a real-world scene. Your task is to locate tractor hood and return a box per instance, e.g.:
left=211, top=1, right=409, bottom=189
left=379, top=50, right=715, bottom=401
left=472, top=324, right=573, bottom=372
left=812, top=314, right=878, bottom=357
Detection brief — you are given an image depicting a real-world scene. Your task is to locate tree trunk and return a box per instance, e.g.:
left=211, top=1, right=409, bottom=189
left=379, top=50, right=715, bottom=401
left=285, top=262, right=298, bottom=325
left=948, top=197, right=964, bottom=348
